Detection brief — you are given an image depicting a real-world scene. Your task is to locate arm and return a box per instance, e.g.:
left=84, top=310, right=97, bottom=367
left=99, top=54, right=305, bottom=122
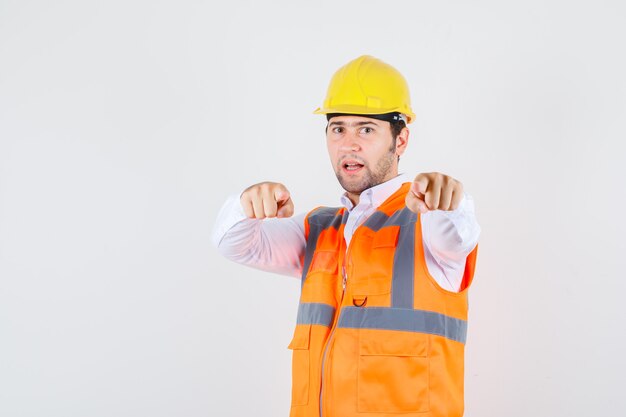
left=406, top=173, right=481, bottom=292
left=421, top=192, right=480, bottom=291
left=211, top=184, right=307, bottom=278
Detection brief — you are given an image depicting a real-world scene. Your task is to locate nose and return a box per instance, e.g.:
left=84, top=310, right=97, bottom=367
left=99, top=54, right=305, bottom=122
left=339, top=132, right=361, bottom=152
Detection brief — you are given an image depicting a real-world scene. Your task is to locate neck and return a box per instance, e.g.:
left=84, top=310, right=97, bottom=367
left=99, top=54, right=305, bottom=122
left=345, top=171, right=401, bottom=207
left=346, top=191, right=360, bottom=206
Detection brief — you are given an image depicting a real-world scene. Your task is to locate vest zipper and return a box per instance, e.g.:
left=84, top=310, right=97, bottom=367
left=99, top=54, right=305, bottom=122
left=319, top=244, right=352, bottom=417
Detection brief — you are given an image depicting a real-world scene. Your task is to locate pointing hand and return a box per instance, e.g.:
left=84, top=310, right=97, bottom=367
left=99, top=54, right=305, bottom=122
left=405, top=173, right=463, bottom=214
left=240, top=182, right=295, bottom=219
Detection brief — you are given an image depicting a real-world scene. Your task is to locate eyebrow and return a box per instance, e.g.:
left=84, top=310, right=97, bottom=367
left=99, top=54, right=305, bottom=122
left=328, top=120, right=379, bottom=127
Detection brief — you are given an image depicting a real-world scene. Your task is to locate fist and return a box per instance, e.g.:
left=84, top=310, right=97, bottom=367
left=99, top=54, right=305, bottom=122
left=240, top=182, right=295, bottom=219
left=405, top=173, right=463, bottom=214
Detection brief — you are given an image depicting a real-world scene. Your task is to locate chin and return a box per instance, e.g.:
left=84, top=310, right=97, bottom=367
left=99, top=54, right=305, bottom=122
left=337, top=177, right=368, bottom=194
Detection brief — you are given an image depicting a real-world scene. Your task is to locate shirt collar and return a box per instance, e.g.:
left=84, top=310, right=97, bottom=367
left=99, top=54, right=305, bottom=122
left=340, top=173, right=410, bottom=211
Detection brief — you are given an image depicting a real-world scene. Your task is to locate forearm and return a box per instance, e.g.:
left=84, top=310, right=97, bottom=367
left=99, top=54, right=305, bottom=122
left=212, top=193, right=306, bottom=278
left=421, top=192, right=481, bottom=289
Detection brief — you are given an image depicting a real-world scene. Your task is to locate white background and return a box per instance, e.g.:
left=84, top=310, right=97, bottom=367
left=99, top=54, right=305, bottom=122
left=1, top=1, right=625, bottom=416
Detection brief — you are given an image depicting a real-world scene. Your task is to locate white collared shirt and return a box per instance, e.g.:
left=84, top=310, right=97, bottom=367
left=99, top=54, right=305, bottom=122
left=212, top=175, right=480, bottom=292
left=340, top=173, right=411, bottom=247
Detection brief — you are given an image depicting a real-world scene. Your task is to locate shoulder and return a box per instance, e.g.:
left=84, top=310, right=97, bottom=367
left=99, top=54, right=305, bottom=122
left=305, top=206, right=344, bottom=226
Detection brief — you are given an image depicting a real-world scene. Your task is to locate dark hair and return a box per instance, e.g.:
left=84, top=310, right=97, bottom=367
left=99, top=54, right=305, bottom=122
left=390, top=120, right=406, bottom=142
left=325, top=112, right=407, bottom=141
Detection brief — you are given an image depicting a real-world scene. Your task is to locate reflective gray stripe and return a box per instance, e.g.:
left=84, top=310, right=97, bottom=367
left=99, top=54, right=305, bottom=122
left=301, top=221, right=321, bottom=288
left=361, top=207, right=417, bottom=309
left=363, top=206, right=417, bottom=231
left=330, top=210, right=345, bottom=229
left=362, top=210, right=390, bottom=231
left=337, top=306, right=467, bottom=344
left=307, top=207, right=344, bottom=229
left=297, top=303, right=335, bottom=327
left=390, top=207, right=417, bottom=227
left=341, top=209, right=349, bottom=225
left=392, top=219, right=415, bottom=308
left=301, top=207, right=342, bottom=288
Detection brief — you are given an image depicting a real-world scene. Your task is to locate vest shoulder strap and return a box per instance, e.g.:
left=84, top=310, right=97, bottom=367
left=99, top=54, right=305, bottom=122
left=301, top=206, right=345, bottom=284
left=306, top=206, right=344, bottom=227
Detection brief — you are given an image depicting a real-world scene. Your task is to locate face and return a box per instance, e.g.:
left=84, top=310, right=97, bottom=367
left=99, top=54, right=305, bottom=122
left=326, top=115, right=408, bottom=202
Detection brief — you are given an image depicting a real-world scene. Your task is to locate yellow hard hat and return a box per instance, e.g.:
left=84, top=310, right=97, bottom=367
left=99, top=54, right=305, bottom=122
left=314, top=55, right=415, bottom=124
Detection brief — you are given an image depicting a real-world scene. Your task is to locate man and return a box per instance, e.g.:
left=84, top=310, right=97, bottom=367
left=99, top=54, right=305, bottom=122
left=212, top=55, right=480, bottom=417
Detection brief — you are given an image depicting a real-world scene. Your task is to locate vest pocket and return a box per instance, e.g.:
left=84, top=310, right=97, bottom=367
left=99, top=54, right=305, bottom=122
left=357, top=331, right=430, bottom=413
left=287, top=324, right=311, bottom=406
left=309, top=250, right=338, bottom=274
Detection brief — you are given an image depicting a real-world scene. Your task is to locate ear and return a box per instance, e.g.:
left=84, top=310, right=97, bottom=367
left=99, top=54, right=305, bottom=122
left=395, top=127, right=409, bottom=157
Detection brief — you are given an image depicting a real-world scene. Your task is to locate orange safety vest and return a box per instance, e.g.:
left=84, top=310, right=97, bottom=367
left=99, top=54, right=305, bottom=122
left=287, top=182, right=478, bottom=417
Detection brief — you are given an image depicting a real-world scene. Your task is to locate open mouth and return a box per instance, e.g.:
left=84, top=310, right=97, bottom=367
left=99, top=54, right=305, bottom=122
left=342, top=160, right=365, bottom=174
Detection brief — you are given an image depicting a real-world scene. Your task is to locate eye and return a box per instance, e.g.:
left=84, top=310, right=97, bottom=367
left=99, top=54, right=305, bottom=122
left=360, top=127, right=374, bottom=134
left=332, top=126, right=344, bottom=134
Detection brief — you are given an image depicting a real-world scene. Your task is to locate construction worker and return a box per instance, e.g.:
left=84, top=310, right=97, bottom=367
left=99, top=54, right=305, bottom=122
left=212, top=55, right=480, bottom=417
